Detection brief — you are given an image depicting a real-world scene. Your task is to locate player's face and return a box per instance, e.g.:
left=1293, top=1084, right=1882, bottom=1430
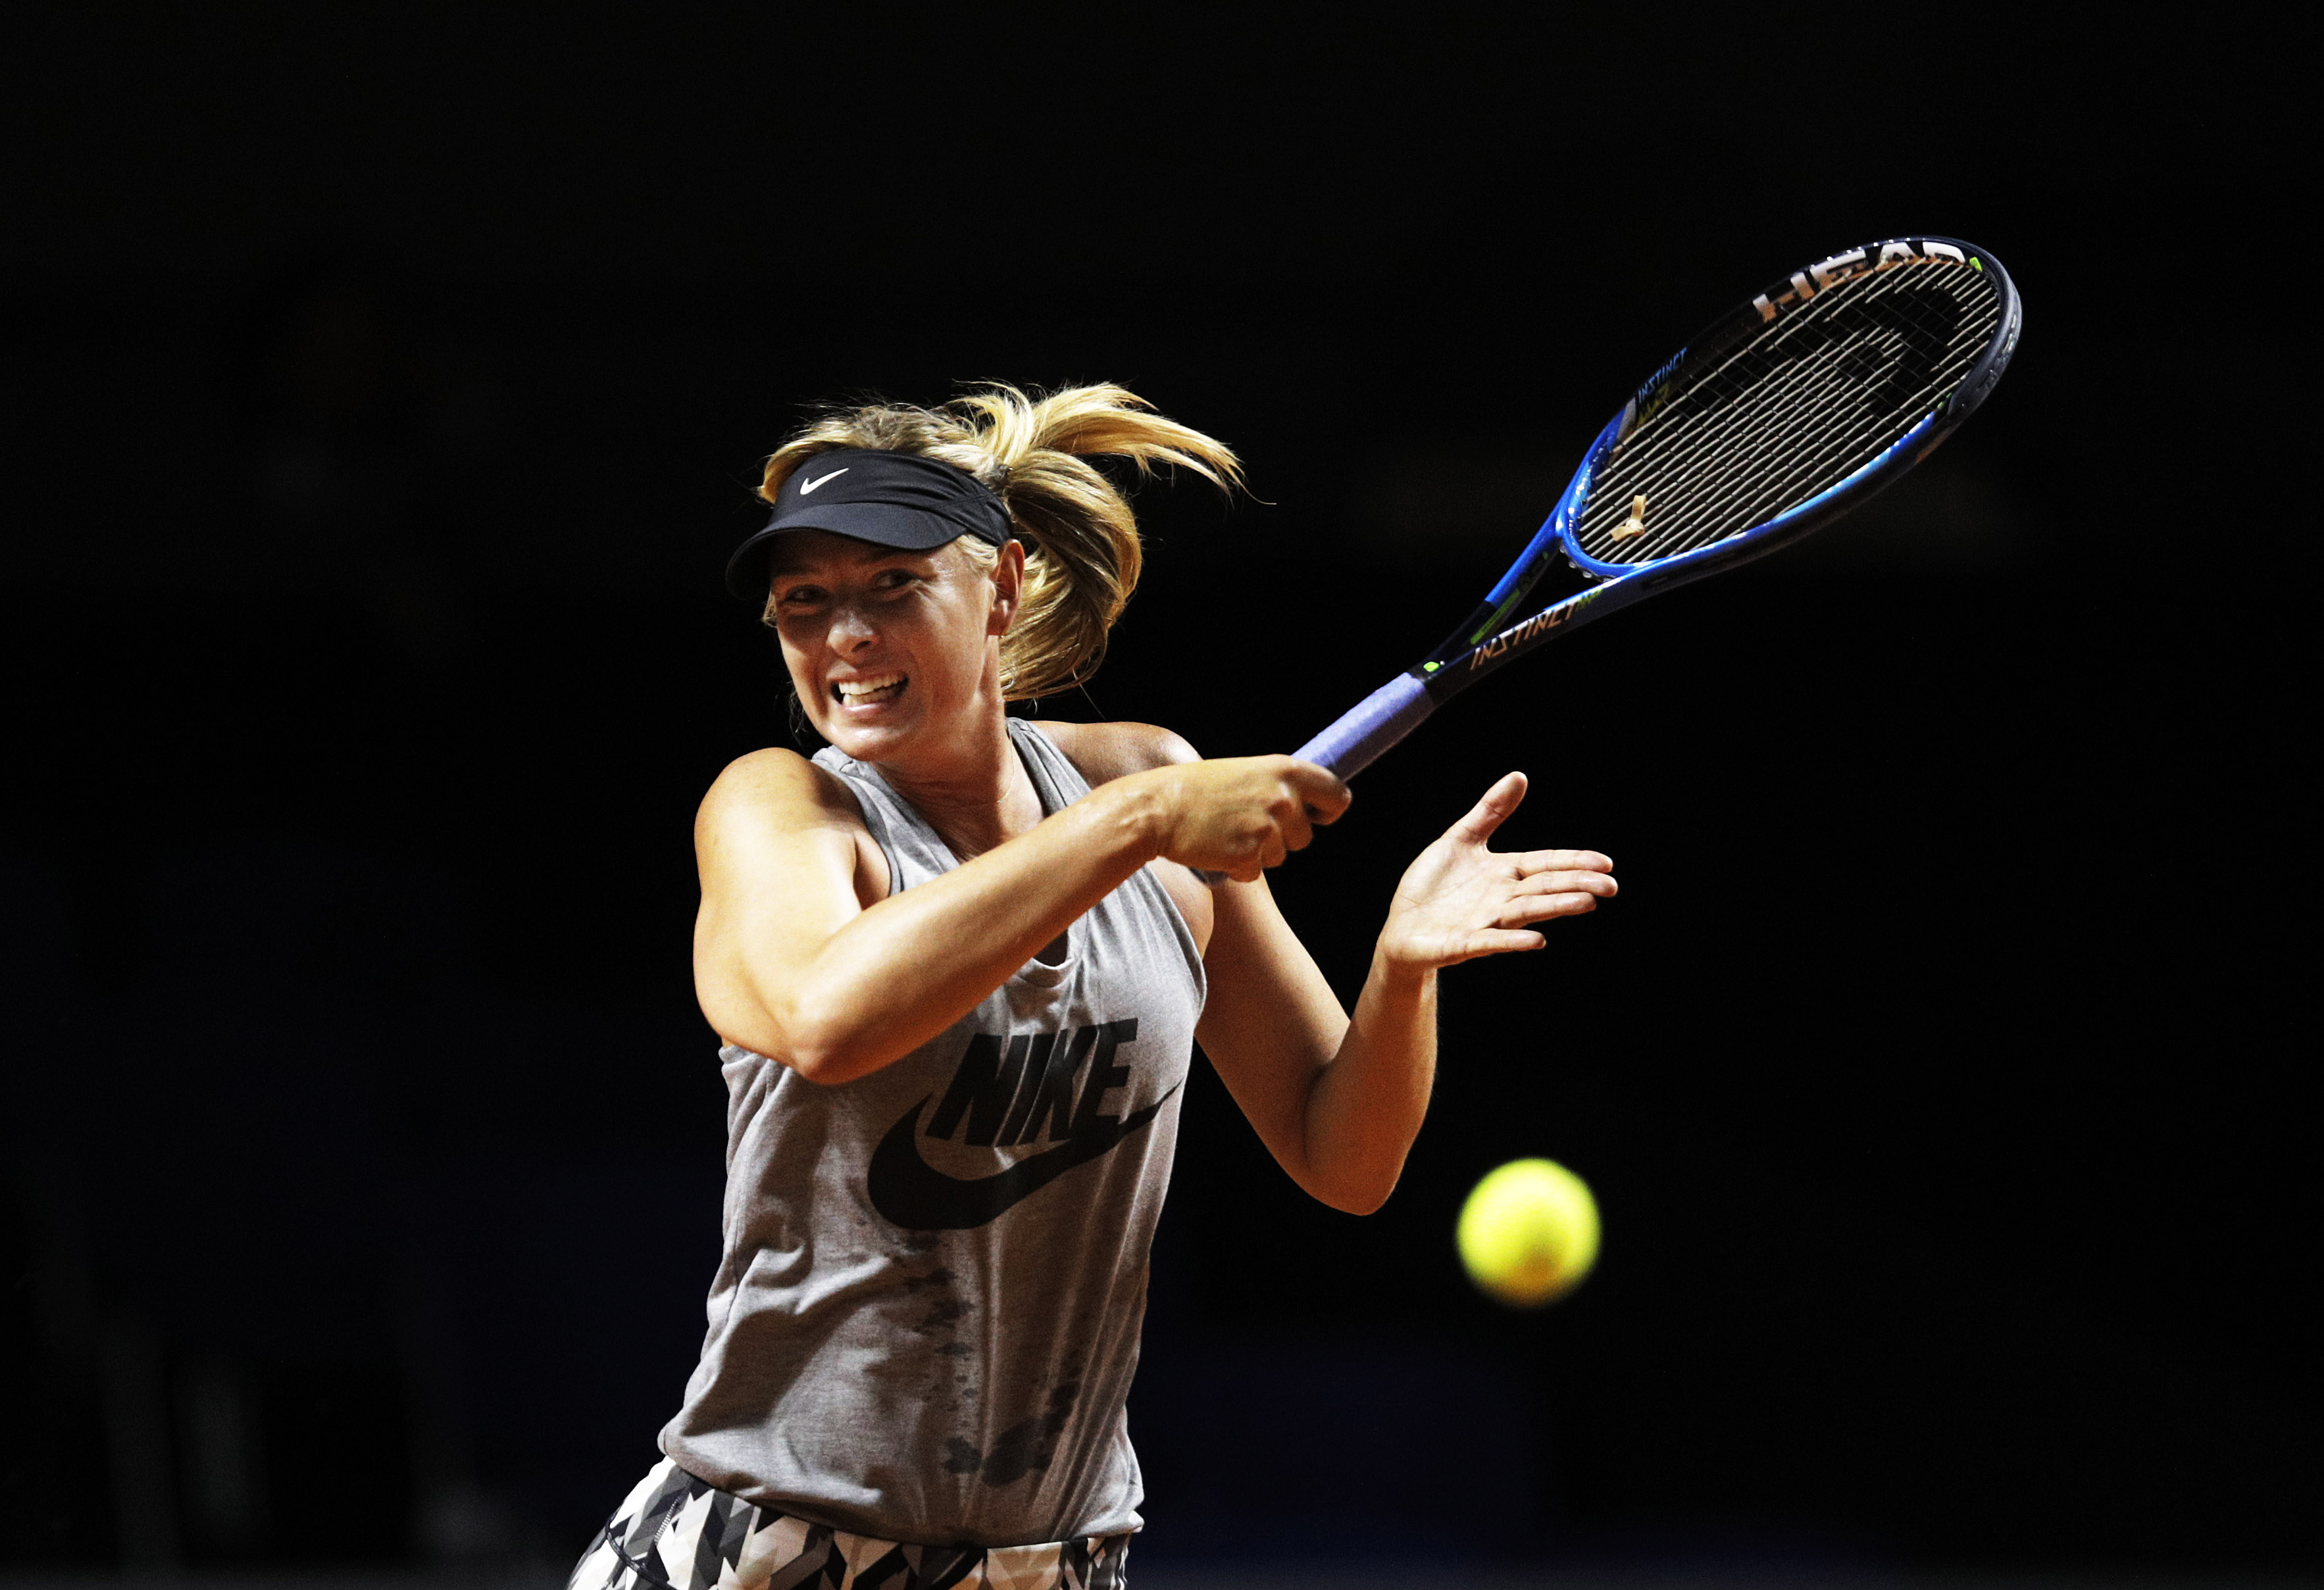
left=763, top=531, right=1015, bottom=763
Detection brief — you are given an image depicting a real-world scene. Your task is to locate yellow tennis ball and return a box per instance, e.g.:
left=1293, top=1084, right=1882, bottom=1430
left=1457, top=1158, right=1601, bottom=1308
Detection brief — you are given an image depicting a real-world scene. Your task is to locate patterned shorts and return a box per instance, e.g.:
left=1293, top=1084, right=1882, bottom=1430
left=567, top=1458, right=1130, bottom=1590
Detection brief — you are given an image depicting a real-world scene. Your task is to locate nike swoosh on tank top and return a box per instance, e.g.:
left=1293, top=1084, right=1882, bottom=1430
left=659, top=720, right=1206, bottom=1548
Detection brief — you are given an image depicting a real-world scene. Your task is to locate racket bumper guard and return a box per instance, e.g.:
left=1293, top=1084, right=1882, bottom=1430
left=1292, top=671, right=1435, bottom=780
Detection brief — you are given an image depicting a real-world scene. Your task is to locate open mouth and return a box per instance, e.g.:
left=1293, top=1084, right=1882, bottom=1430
left=832, top=672, right=907, bottom=707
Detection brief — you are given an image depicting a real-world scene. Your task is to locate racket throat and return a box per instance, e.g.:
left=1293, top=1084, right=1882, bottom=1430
left=1421, top=597, right=1517, bottom=671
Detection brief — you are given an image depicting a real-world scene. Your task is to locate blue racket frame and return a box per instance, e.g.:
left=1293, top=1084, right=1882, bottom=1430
left=1291, top=236, right=2023, bottom=779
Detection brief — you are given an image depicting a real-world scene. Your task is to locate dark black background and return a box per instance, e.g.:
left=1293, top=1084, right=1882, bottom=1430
left=3, top=4, right=2308, bottom=1581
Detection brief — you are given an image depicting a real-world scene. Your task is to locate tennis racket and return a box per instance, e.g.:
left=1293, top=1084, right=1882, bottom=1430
left=1292, top=236, right=2023, bottom=778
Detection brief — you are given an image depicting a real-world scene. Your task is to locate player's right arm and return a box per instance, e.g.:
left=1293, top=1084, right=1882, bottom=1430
left=691, top=746, right=1344, bottom=1085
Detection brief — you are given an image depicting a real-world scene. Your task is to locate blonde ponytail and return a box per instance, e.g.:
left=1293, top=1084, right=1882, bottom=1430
left=759, top=384, right=1240, bottom=701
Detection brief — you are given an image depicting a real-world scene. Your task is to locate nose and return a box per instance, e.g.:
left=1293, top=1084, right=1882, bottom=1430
left=829, top=598, right=879, bottom=654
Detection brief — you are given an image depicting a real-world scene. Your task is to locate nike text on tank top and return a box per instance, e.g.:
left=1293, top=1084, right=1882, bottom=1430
left=659, top=720, right=1206, bottom=1548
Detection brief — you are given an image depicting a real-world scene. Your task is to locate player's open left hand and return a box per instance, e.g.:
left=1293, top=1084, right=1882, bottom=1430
left=1377, top=772, right=1615, bottom=970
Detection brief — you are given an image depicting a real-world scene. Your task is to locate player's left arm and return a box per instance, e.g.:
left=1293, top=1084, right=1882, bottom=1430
left=1214, top=772, right=1611, bottom=1215
left=1053, top=722, right=1615, bottom=1215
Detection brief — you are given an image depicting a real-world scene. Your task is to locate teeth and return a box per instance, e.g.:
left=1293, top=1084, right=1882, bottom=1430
left=834, top=673, right=905, bottom=703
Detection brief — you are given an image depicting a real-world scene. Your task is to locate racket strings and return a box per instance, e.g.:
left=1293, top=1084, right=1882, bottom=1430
left=1655, top=276, right=1984, bottom=548
left=1594, top=268, right=1986, bottom=562
left=1577, top=261, right=2001, bottom=566
left=1596, top=264, right=1979, bottom=547
left=1586, top=268, right=1993, bottom=562
left=1579, top=265, right=1947, bottom=498
left=1679, top=274, right=1964, bottom=430
left=1616, top=305, right=1956, bottom=562
left=1638, top=269, right=1960, bottom=517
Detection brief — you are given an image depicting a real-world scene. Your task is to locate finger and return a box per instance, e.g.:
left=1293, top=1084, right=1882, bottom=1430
left=1501, top=891, right=1602, bottom=926
left=1283, top=760, right=1353, bottom=824
left=1515, top=870, right=1619, bottom=898
left=1259, top=830, right=1289, bottom=871
left=1278, top=795, right=1317, bottom=853
left=1511, top=847, right=1614, bottom=876
left=1455, top=928, right=1547, bottom=961
left=1447, top=772, right=1528, bottom=846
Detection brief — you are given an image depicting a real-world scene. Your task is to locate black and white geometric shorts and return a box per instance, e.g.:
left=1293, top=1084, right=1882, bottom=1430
left=567, top=1458, right=1130, bottom=1590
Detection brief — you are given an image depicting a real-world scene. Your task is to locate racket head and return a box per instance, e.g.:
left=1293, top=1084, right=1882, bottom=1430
left=1557, top=236, right=2021, bottom=580
left=1301, top=237, right=2021, bottom=780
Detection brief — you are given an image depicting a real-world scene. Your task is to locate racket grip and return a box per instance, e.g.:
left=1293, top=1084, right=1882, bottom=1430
left=1292, top=672, right=1435, bottom=780
left=1190, top=674, right=1436, bottom=885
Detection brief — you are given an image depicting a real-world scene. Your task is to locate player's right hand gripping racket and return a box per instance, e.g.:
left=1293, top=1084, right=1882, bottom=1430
left=1292, top=236, right=2023, bottom=778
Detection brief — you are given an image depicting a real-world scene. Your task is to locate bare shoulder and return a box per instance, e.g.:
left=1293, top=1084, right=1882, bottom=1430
left=1034, top=720, right=1201, bottom=786
left=698, top=746, right=868, bottom=836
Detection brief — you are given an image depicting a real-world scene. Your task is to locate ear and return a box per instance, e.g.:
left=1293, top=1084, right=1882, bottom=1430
left=987, top=539, right=1026, bottom=636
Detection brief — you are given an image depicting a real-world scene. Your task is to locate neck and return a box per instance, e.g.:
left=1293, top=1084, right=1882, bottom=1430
left=874, top=702, right=1045, bottom=864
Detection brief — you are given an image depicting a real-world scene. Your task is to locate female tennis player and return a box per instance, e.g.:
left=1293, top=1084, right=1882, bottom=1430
left=568, top=385, right=1616, bottom=1590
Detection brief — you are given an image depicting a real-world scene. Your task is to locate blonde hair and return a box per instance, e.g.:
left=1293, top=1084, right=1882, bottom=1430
left=759, top=384, right=1240, bottom=701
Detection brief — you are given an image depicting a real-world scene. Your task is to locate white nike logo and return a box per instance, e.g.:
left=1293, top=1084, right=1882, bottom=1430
left=799, top=468, right=848, bottom=495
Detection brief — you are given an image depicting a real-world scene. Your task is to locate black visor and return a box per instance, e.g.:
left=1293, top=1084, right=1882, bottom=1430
left=724, top=449, right=1011, bottom=599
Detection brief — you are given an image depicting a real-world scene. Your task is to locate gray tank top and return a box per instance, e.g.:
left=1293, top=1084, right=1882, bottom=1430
left=659, top=720, right=1205, bottom=1547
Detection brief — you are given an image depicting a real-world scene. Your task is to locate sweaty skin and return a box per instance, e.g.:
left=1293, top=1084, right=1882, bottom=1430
left=692, top=530, right=1616, bottom=1214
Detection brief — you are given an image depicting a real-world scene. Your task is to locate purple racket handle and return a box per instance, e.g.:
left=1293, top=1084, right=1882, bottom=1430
left=1290, top=671, right=1436, bottom=779
left=1193, top=673, right=1438, bottom=885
